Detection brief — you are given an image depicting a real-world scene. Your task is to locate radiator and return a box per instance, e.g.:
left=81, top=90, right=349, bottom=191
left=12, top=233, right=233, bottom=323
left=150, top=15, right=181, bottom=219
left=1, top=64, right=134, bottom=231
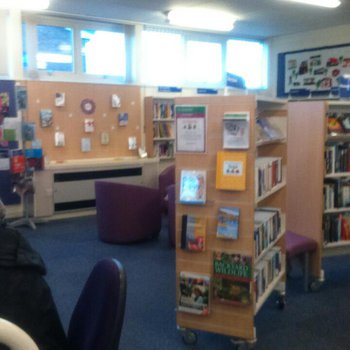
left=53, top=167, right=143, bottom=212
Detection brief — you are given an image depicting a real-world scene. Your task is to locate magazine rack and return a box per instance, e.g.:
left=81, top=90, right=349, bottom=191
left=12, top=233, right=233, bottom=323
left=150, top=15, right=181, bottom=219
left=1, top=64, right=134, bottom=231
left=174, top=95, right=288, bottom=347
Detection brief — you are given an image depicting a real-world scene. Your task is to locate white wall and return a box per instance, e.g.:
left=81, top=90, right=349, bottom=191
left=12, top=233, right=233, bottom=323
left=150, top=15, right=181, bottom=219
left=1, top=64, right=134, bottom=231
left=267, top=24, right=350, bottom=97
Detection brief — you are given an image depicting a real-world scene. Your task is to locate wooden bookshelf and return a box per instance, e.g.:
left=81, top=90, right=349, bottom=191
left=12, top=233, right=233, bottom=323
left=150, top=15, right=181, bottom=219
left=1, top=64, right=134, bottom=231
left=144, top=97, right=175, bottom=160
left=174, top=95, right=287, bottom=345
left=287, top=100, right=350, bottom=282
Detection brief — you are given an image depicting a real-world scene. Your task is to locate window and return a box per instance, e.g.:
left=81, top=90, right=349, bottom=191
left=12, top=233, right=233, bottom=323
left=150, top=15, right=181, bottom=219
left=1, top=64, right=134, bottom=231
left=36, top=25, right=74, bottom=72
left=22, top=16, right=128, bottom=82
left=81, top=29, right=126, bottom=78
left=141, top=30, right=184, bottom=85
left=185, top=40, right=222, bottom=85
left=226, top=39, right=267, bottom=89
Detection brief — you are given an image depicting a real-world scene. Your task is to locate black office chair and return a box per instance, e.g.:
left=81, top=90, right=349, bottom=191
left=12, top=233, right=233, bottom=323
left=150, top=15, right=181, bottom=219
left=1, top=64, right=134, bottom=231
left=67, top=257, right=127, bottom=350
left=0, top=258, right=127, bottom=350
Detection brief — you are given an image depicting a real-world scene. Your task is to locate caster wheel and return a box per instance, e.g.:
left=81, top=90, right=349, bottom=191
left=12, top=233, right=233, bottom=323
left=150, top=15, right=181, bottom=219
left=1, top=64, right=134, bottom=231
left=230, top=338, right=246, bottom=350
left=182, top=330, right=197, bottom=345
left=276, top=294, right=286, bottom=309
left=246, top=339, right=257, bottom=350
left=309, top=280, right=322, bottom=292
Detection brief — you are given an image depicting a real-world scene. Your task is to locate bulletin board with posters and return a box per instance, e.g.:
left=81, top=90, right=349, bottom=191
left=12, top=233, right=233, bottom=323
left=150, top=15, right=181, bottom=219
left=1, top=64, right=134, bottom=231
left=277, top=43, right=350, bottom=98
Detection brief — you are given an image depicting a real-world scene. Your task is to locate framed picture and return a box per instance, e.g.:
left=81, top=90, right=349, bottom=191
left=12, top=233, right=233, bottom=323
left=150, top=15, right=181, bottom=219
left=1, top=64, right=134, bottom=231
left=175, top=105, right=207, bottom=153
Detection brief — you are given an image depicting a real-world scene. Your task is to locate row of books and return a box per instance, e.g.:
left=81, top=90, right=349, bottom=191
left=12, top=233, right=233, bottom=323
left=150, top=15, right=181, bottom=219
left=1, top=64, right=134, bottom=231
left=254, top=207, right=282, bottom=259
left=181, top=208, right=240, bottom=252
left=255, top=157, right=283, bottom=199
left=153, top=141, right=174, bottom=159
left=153, top=102, right=175, bottom=120
left=178, top=252, right=254, bottom=315
left=325, top=143, right=350, bottom=174
left=324, top=178, right=350, bottom=209
left=153, top=122, right=174, bottom=139
left=323, top=212, right=350, bottom=243
left=255, top=247, right=283, bottom=304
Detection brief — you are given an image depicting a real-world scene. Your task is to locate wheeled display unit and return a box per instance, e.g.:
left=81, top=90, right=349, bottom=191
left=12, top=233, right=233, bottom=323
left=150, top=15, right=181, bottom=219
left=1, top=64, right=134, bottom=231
left=174, top=95, right=288, bottom=348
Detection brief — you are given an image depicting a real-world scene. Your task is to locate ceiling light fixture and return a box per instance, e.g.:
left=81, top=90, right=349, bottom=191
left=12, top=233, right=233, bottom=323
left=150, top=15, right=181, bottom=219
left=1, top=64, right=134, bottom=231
left=0, top=0, right=50, bottom=11
left=287, top=0, right=341, bottom=8
left=167, top=8, right=236, bottom=32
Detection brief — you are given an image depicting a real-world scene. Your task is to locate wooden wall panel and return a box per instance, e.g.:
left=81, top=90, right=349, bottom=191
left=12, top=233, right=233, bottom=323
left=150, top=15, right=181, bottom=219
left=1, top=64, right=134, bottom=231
left=25, top=81, right=142, bottom=162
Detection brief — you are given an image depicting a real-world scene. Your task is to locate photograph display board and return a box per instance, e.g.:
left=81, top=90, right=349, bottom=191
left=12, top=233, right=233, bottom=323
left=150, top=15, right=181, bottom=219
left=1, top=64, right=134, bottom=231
left=277, top=43, right=350, bottom=98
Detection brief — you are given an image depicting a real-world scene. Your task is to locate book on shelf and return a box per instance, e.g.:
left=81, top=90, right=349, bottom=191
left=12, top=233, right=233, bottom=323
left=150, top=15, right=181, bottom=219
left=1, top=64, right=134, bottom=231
left=324, top=178, right=350, bottom=209
left=212, top=251, right=253, bottom=306
left=157, top=122, right=174, bottom=138
left=181, top=214, right=207, bottom=252
left=216, top=207, right=240, bottom=240
left=254, top=207, right=282, bottom=259
left=216, top=151, right=247, bottom=191
left=255, top=247, right=282, bottom=303
left=324, top=143, right=350, bottom=174
left=179, top=169, right=206, bottom=204
left=256, top=117, right=284, bottom=143
left=222, top=112, right=250, bottom=149
left=153, top=101, right=174, bottom=119
left=255, top=157, right=282, bottom=199
left=178, top=271, right=210, bottom=315
left=326, top=112, right=350, bottom=135
left=154, top=141, right=174, bottom=159
left=323, top=212, right=350, bottom=243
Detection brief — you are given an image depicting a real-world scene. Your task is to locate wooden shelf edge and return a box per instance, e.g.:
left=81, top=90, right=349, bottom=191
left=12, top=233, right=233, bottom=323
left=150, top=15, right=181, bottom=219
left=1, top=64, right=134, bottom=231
left=256, top=181, right=286, bottom=204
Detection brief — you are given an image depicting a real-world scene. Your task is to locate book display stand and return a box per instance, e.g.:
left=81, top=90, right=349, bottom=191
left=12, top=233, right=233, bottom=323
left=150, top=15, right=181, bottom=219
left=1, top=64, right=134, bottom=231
left=174, top=95, right=288, bottom=347
left=287, top=100, right=350, bottom=288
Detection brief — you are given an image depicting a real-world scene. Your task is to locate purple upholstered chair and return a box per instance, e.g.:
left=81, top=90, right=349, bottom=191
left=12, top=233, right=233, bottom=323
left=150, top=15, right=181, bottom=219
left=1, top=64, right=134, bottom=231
left=286, top=230, right=317, bottom=292
left=95, top=181, right=162, bottom=244
left=67, top=258, right=127, bottom=350
left=158, top=164, right=175, bottom=214
left=167, top=184, right=176, bottom=247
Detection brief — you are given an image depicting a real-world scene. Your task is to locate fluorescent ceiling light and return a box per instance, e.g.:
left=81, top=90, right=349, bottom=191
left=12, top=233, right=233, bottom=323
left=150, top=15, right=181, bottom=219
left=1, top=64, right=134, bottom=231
left=0, top=0, right=50, bottom=10
left=167, top=8, right=236, bottom=32
left=287, top=0, right=341, bottom=8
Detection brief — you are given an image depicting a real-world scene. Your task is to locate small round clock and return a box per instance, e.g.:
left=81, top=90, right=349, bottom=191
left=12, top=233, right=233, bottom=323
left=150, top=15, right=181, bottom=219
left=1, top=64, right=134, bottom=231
left=80, top=98, right=96, bottom=115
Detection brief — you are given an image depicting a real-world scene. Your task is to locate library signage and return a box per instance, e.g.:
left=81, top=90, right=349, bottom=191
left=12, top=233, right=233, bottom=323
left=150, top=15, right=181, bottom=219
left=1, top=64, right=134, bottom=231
left=158, top=86, right=182, bottom=93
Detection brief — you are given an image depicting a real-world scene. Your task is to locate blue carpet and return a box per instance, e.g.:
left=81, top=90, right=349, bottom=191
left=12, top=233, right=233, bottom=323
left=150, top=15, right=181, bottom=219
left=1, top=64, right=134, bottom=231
left=20, top=215, right=350, bottom=350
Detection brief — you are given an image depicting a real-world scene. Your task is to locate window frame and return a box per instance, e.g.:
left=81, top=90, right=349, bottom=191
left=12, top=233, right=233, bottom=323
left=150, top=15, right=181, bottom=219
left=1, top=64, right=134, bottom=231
left=22, top=14, right=130, bottom=84
left=22, top=15, right=268, bottom=90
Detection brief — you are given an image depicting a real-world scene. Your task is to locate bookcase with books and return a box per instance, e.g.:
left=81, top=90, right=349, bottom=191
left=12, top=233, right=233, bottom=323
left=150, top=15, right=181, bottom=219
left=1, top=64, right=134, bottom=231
left=287, top=100, right=350, bottom=284
left=174, top=95, right=287, bottom=347
left=144, top=97, right=175, bottom=160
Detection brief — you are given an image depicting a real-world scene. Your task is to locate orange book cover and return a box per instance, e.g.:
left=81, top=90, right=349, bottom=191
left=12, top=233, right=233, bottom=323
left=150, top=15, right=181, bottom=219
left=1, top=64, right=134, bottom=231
left=216, top=151, right=247, bottom=191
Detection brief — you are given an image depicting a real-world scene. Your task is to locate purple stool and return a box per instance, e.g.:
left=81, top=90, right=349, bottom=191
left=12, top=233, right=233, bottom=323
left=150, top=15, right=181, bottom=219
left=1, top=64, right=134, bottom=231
left=286, top=230, right=317, bottom=291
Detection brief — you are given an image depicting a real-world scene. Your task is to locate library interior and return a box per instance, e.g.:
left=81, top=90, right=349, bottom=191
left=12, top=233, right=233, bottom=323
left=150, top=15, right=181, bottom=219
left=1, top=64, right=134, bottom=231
left=1, top=0, right=350, bottom=349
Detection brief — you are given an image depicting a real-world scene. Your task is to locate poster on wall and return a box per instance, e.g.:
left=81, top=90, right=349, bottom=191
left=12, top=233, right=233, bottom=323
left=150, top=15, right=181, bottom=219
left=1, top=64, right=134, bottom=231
left=0, top=80, right=16, bottom=118
left=175, top=105, right=207, bottom=153
left=277, top=43, right=350, bottom=98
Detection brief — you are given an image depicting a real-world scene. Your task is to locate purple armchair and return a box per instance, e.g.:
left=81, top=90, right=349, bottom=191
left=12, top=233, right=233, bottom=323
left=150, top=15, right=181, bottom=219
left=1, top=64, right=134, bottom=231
left=158, top=164, right=175, bottom=214
left=167, top=184, right=176, bottom=247
left=95, top=181, right=162, bottom=244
